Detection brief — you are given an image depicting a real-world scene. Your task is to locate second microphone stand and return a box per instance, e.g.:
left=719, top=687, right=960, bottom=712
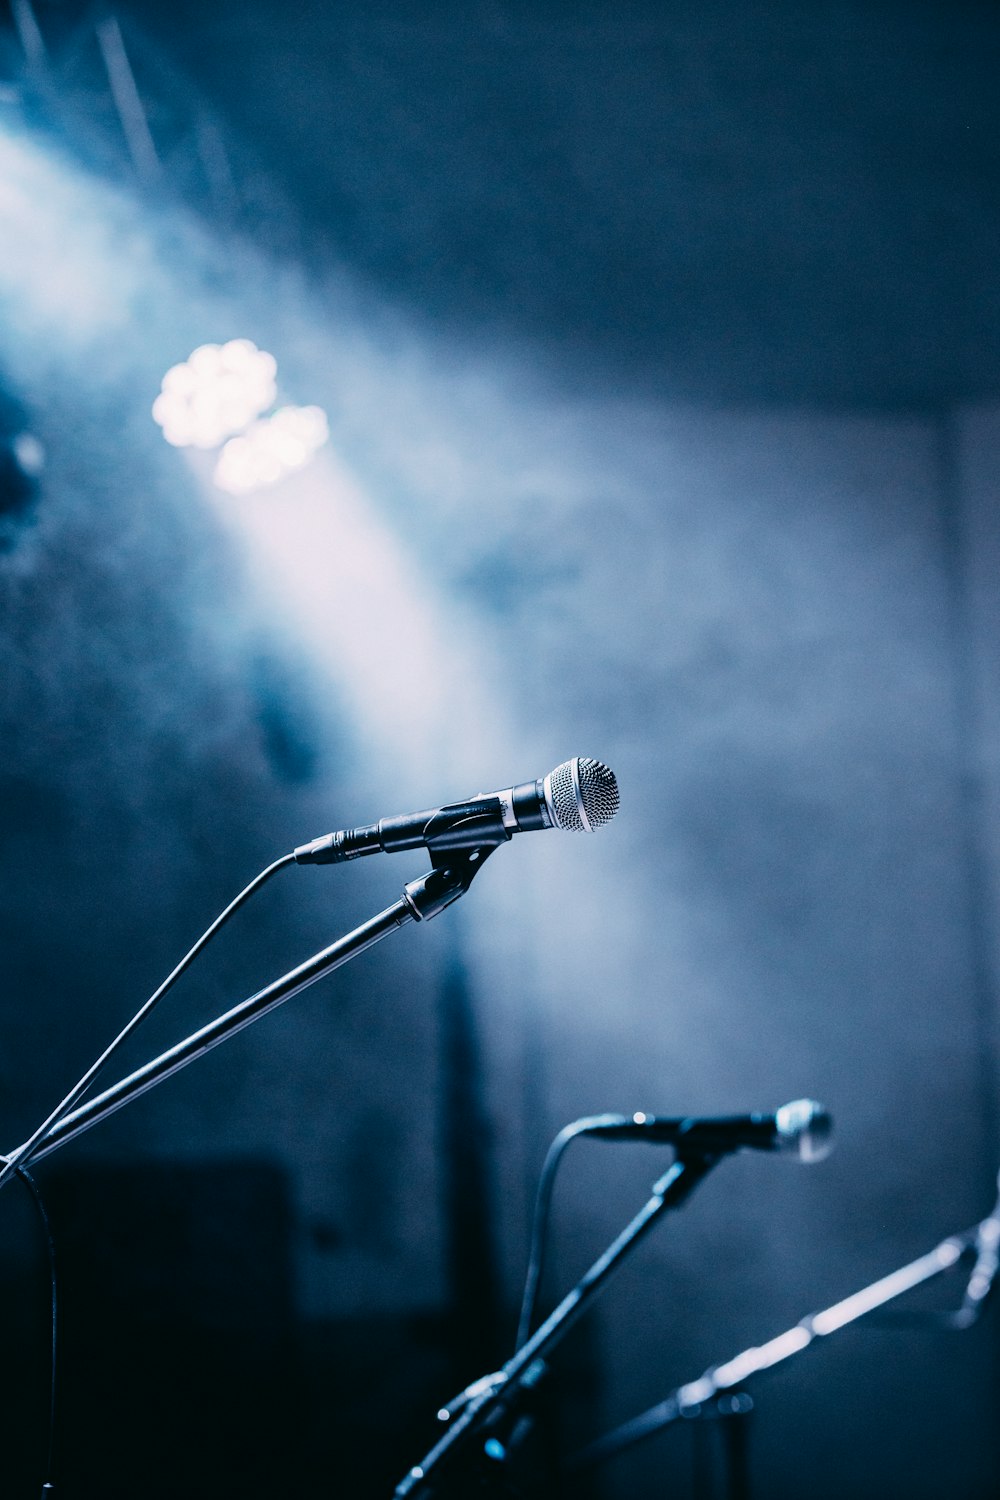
left=392, top=1150, right=723, bottom=1498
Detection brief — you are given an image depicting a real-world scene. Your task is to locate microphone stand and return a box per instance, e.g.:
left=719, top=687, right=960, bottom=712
left=2, top=814, right=509, bottom=1171
left=566, top=1203, right=1000, bottom=1480
left=392, top=1150, right=722, bottom=1499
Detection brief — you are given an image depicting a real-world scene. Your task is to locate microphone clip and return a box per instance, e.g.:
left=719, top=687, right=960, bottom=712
left=422, top=798, right=512, bottom=857
left=402, top=800, right=509, bottom=921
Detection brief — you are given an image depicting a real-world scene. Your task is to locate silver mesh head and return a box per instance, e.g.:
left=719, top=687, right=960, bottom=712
left=774, top=1099, right=834, bottom=1163
left=543, top=757, right=620, bottom=833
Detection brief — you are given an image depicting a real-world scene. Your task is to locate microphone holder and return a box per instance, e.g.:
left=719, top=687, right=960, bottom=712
left=392, top=1150, right=722, bottom=1499
left=2, top=833, right=505, bottom=1172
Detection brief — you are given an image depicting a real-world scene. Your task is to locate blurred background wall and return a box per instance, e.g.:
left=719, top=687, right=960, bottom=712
left=0, top=2, right=998, bottom=1497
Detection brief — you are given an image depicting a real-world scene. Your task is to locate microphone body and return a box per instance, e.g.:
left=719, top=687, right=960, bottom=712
left=294, top=757, right=619, bottom=865
left=583, top=1100, right=833, bottom=1163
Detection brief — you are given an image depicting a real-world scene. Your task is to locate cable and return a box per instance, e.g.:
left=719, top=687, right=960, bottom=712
left=3, top=1158, right=59, bottom=1494
left=0, top=850, right=299, bottom=1491
left=514, top=1117, right=613, bottom=1352
left=0, top=851, right=297, bottom=1191
left=437, top=1120, right=599, bottom=1424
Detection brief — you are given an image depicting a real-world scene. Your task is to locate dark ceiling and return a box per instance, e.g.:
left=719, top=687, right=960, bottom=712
left=28, top=1, right=1000, bottom=408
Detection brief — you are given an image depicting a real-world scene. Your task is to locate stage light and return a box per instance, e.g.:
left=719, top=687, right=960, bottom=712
left=0, top=118, right=506, bottom=785
left=0, top=426, right=43, bottom=545
left=213, top=404, right=329, bottom=494
left=152, top=338, right=277, bottom=449
left=11, top=431, right=44, bottom=478
left=0, top=374, right=44, bottom=532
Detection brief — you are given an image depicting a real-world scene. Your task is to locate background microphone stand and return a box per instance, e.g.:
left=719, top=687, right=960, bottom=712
left=566, top=1189, right=1000, bottom=1489
left=392, top=1151, right=723, bottom=1498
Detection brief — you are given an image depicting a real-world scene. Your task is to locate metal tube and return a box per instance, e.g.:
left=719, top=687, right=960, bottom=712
left=8, top=897, right=414, bottom=1165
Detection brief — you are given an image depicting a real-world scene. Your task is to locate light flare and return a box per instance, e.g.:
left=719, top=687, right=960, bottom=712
left=153, top=339, right=278, bottom=448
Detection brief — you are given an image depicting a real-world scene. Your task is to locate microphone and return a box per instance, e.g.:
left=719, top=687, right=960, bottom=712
left=580, top=1099, right=834, bottom=1163
left=293, top=756, right=620, bottom=865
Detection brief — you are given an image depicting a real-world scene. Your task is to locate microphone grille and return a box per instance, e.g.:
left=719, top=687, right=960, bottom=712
left=774, top=1099, right=834, bottom=1163
left=546, top=757, right=620, bottom=832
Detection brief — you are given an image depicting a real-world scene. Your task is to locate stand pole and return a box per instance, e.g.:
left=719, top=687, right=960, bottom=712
left=567, top=1222, right=985, bottom=1475
left=6, top=896, right=415, bottom=1167
left=3, top=843, right=501, bottom=1171
left=393, top=1152, right=720, bottom=1498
